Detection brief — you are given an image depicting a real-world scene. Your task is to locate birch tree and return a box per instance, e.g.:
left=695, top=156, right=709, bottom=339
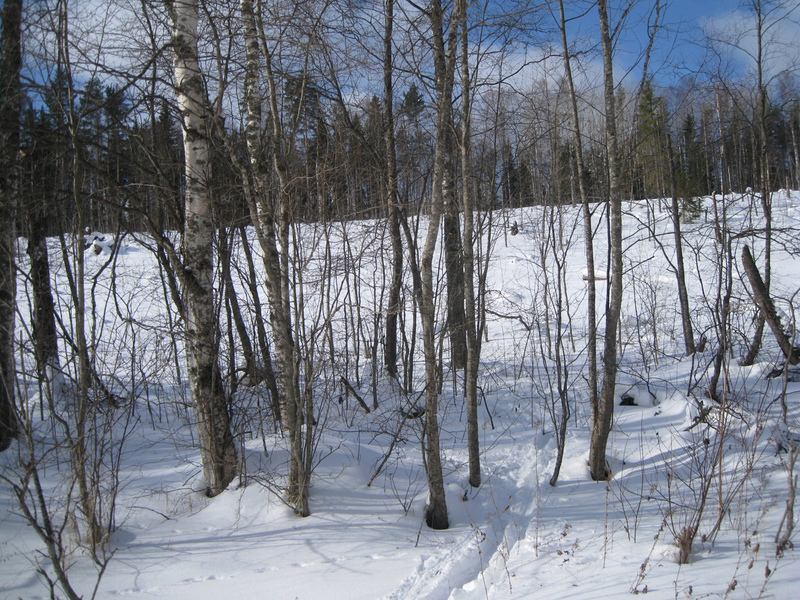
left=416, top=0, right=461, bottom=529
left=166, top=0, right=237, bottom=497
left=239, top=0, right=311, bottom=516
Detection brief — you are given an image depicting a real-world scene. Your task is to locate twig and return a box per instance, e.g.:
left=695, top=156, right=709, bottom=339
left=368, top=417, right=407, bottom=486
left=484, top=308, right=533, bottom=331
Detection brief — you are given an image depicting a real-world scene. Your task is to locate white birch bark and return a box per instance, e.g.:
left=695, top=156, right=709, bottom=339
left=419, top=0, right=460, bottom=529
left=240, top=0, right=309, bottom=516
left=167, top=0, right=236, bottom=496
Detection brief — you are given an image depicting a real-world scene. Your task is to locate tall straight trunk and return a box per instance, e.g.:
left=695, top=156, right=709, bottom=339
left=0, top=0, right=22, bottom=450
left=589, top=0, right=623, bottom=482
left=557, top=0, right=597, bottom=431
left=667, top=134, right=695, bottom=355
left=383, top=0, right=403, bottom=378
left=792, top=109, right=800, bottom=190
left=713, top=87, right=727, bottom=241
left=70, top=120, right=102, bottom=546
left=27, top=210, right=60, bottom=387
left=709, top=102, right=731, bottom=403
left=55, top=4, right=103, bottom=547
left=459, top=0, right=480, bottom=488
left=419, top=0, right=460, bottom=530
left=238, top=225, right=281, bottom=422
left=241, top=0, right=308, bottom=516
left=167, top=0, right=236, bottom=497
left=443, top=134, right=466, bottom=370
left=547, top=205, right=571, bottom=487
left=743, top=1, right=770, bottom=366
left=218, top=227, right=258, bottom=384
left=709, top=217, right=733, bottom=401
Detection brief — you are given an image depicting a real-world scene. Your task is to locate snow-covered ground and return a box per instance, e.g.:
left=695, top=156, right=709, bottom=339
left=2, top=192, right=799, bottom=599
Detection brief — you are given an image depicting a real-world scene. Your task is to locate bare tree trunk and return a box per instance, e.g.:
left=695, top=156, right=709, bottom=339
left=546, top=204, right=572, bottom=487
left=27, top=209, right=60, bottom=391
left=708, top=191, right=733, bottom=401
left=589, top=0, right=623, bottom=482
left=70, top=110, right=103, bottom=549
left=52, top=5, right=104, bottom=547
left=238, top=225, right=281, bottom=422
left=459, top=0, right=480, bottom=488
left=383, top=0, right=403, bottom=378
left=418, top=0, right=460, bottom=529
left=241, top=0, right=308, bottom=516
left=741, top=245, right=799, bottom=364
left=713, top=87, right=727, bottom=243
left=557, top=0, right=597, bottom=435
left=0, top=0, right=22, bottom=451
left=443, top=136, right=466, bottom=370
left=667, top=134, right=695, bottom=355
left=791, top=108, right=800, bottom=190
left=218, top=227, right=259, bottom=385
left=743, top=1, right=771, bottom=366
left=167, top=0, right=236, bottom=497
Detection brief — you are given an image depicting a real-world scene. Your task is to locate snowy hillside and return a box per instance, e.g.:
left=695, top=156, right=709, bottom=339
left=2, top=192, right=799, bottom=599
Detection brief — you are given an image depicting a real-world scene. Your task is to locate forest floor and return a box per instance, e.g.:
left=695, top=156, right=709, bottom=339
left=2, top=192, right=799, bottom=599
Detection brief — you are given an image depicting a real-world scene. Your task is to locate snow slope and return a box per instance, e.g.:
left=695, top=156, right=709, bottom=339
left=2, top=192, right=799, bottom=599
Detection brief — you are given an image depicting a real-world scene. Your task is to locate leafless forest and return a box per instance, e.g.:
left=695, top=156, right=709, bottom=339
left=1, top=1, right=799, bottom=596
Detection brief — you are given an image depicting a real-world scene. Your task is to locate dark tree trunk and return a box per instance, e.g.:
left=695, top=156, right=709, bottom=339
left=238, top=225, right=281, bottom=423
left=589, top=0, right=623, bottom=482
left=742, top=245, right=799, bottom=364
left=383, top=0, right=403, bottom=378
left=420, top=0, right=460, bottom=530
left=443, top=134, right=466, bottom=370
left=459, top=0, right=480, bottom=488
left=743, top=2, right=771, bottom=366
left=219, top=227, right=259, bottom=385
left=0, top=0, right=22, bottom=450
left=27, top=211, right=60, bottom=385
left=708, top=217, right=733, bottom=402
left=667, top=135, right=695, bottom=356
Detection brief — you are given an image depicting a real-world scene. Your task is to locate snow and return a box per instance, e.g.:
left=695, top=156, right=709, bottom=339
left=2, top=192, right=800, bottom=599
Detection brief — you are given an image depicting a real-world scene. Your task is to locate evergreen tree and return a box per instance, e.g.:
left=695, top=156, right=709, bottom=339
left=635, top=79, right=667, bottom=199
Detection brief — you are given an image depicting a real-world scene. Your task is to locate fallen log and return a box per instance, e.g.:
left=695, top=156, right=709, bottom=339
left=741, top=245, right=799, bottom=365
left=340, top=377, right=371, bottom=414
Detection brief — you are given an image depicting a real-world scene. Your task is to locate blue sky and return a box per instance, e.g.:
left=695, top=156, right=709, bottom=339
left=595, top=0, right=800, bottom=88
left=613, top=0, right=727, bottom=82
left=667, top=0, right=729, bottom=24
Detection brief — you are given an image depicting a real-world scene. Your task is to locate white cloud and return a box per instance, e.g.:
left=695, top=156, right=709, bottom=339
left=702, top=3, right=800, bottom=84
